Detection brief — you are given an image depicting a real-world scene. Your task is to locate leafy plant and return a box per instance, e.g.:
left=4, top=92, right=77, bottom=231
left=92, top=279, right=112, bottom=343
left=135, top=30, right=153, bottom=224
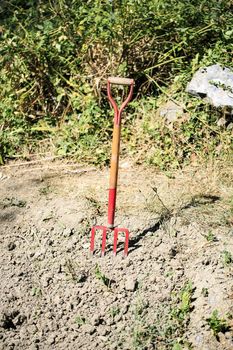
left=95, top=264, right=112, bottom=288
left=221, top=250, right=233, bottom=266
left=171, top=282, right=194, bottom=322
left=0, top=197, right=26, bottom=208
left=39, top=185, right=53, bottom=196
left=206, top=310, right=231, bottom=337
left=201, top=288, right=209, bottom=297
left=75, top=315, right=86, bottom=326
left=31, top=287, right=42, bottom=297
left=64, top=259, right=86, bottom=283
left=110, top=307, right=120, bottom=318
left=202, top=231, right=217, bottom=242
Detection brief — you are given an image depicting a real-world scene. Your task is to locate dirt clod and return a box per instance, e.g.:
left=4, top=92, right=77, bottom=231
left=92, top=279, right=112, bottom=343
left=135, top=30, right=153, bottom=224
left=125, top=277, right=137, bottom=292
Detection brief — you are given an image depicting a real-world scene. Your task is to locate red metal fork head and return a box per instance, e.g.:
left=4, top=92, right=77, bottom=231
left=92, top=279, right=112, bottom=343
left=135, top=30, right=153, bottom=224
left=90, top=226, right=129, bottom=257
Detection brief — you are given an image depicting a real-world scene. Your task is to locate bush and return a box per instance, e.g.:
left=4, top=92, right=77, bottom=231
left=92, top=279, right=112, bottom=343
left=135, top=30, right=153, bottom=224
left=0, top=0, right=232, bottom=165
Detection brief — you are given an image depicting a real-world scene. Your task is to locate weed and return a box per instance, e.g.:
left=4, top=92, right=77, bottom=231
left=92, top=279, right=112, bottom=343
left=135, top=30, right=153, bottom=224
left=31, top=287, right=42, bottom=297
left=131, top=282, right=194, bottom=349
left=165, top=269, right=175, bottom=278
left=141, top=186, right=172, bottom=226
left=110, top=307, right=120, bottom=318
left=171, top=282, right=194, bottom=322
left=151, top=186, right=172, bottom=220
left=95, top=264, right=112, bottom=288
left=39, top=186, right=53, bottom=196
left=172, top=343, right=183, bottom=350
left=64, top=259, right=87, bottom=283
left=221, top=250, right=233, bottom=266
left=206, top=310, right=231, bottom=338
left=85, top=195, right=103, bottom=216
left=201, top=288, right=209, bottom=297
left=202, top=231, right=217, bottom=242
left=75, top=316, right=86, bottom=326
left=78, top=218, right=92, bottom=237
left=0, top=197, right=26, bottom=209
left=133, top=324, right=157, bottom=349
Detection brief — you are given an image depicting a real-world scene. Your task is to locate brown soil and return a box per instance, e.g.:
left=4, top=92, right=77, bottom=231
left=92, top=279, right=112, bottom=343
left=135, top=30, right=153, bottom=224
left=0, top=160, right=233, bottom=350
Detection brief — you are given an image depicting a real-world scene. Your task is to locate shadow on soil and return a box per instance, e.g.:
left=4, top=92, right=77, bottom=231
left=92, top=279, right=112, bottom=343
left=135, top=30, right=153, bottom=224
left=128, top=221, right=161, bottom=253
left=180, top=194, right=221, bottom=210
left=127, top=194, right=221, bottom=254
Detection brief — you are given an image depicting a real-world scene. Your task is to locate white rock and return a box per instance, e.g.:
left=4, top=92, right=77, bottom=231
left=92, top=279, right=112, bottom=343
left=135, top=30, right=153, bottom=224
left=125, top=277, right=137, bottom=291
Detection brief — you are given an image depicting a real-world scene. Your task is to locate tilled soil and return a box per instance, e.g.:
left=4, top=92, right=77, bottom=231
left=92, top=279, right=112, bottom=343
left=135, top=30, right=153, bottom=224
left=0, top=161, right=233, bottom=350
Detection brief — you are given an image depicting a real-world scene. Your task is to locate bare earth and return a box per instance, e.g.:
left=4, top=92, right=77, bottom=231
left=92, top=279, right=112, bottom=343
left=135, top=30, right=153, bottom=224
left=0, top=160, right=233, bottom=350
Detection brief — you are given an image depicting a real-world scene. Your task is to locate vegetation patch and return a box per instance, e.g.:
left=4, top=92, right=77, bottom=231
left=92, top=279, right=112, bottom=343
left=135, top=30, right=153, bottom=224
left=132, top=282, right=194, bottom=349
left=0, top=0, right=232, bottom=168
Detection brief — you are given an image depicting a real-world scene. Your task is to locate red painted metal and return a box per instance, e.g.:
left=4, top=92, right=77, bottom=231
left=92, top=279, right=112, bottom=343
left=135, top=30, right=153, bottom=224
left=108, top=188, right=116, bottom=228
left=113, top=228, right=129, bottom=257
left=90, top=226, right=107, bottom=256
left=90, top=77, right=134, bottom=257
left=107, top=80, right=134, bottom=126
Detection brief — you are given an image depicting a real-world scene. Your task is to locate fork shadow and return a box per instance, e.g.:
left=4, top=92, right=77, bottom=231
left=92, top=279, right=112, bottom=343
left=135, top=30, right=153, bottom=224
left=108, top=193, right=221, bottom=256
left=127, top=194, right=221, bottom=254
left=127, top=221, right=161, bottom=253
left=102, top=220, right=161, bottom=256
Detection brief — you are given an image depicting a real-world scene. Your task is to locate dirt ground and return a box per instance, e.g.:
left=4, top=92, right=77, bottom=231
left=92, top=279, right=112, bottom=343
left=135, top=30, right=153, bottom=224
left=0, top=159, right=233, bottom=350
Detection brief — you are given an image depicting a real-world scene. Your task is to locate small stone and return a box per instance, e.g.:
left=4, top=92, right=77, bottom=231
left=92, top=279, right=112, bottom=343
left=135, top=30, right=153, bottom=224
left=148, top=275, right=157, bottom=284
left=90, top=315, right=101, bottom=326
left=28, top=345, right=38, bottom=350
left=47, top=335, right=56, bottom=345
left=105, top=318, right=114, bottom=326
left=82, top=324, right=96, bottom=335
left=225, top=331, right=233, bottom=340
left=168, top=246, right=177, bottom=258
left=118, top=281, right=125, bottom=291
left=119, top=161, right=131, bottom=169
left=159, top=100, right=183, bottom=123
left=97, top=326, right=110, bottom=336
left=46, top=238, right=53, bottom=246
left=63, top=228, right=74, bottom=237
left=202, top=258, right=210, bottom=266
left=53, top=295, right=61, bottom=305
left=114, top=314, right=122, bottom=322
left=125, top=277, right=137, bottom=292
left=41, top=274, right=52, bottom=288
left=8, top=242, right=16, bottom=251
left=121, top=305, right=129, bottom=314
left=27, top=325, right=37, bottom=335
left=83, top=243, right=90, bottom=249
left=218, top=332, right=227, bottom=343
left=109, top=343, right=118, bottom=350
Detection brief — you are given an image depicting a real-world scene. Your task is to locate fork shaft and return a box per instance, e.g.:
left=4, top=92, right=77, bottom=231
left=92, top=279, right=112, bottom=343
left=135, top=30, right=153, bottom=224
left=108, top=188, right=116, bottom=228
left=108, top=123, right=121, bottom=228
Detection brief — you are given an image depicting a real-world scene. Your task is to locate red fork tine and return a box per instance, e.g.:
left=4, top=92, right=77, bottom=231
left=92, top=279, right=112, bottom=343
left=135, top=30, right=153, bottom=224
left=113, top=228, right=129, bottom=257
left=90, top=226, right=108, bottom=256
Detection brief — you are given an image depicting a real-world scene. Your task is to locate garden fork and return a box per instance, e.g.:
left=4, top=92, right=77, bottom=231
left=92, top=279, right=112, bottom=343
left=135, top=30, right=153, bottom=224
left=90, top=77, right=134, bottom=257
